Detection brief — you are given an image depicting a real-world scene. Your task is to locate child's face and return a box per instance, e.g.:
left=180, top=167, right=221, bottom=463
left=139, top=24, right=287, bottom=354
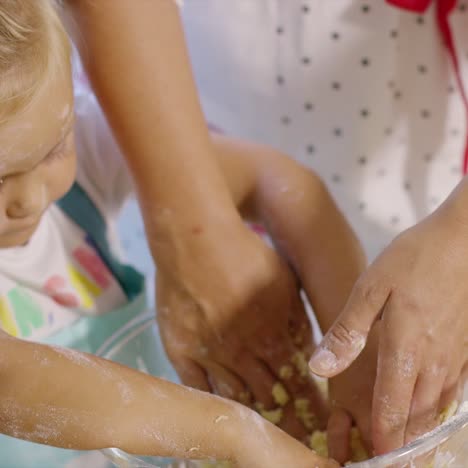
left=0, top=70, right=76, bottom=248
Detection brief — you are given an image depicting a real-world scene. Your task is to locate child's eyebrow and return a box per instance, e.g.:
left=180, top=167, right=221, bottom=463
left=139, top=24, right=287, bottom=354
left=0, top=114, right=75, bottom=179
left=44, top=115, right=75, bottom=157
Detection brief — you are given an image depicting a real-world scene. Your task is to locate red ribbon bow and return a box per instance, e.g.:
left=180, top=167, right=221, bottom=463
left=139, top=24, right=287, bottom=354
left=387, top=0, right=468, bottom=173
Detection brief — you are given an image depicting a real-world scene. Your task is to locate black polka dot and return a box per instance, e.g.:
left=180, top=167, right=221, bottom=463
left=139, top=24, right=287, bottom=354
left=281, top=116, right=291, bottom=125
left=358, top=155, right=367, bottom=165
left=423, top=153, right=432, bottom=162
left=459, top=3, right=467, bottom=12
left=358, top=202, right=366, bottom=211
left=302, top=4, right=310, bottom=13
left=361, top=4, right=370, bottom=13
left=306, top=144, right=315, bottom=154
left=360, top=108, right=370, bottom=118
left=390, top=29, right=398, bottom=38
left=416, top=16, right=425, bottom=25
left=302, top=56, right=311, bottom=65
left=404, top=181, right=411, bottom=190
left=377, top=168, right=387, bottom=177
left=361, top=57, right=370, bottom=67
left=448, top=84, right=455, bottom=93
left=390, top=216, right=400, bottom=225
left=304, top=102, right=314, bottom=111
left=331, top=32, right=340, bottom=40
left=451, top=128, right=460, bottom=136
left=332, top=81, right=341, bottom=90
left=384, top=127, right=393, bottom=136
left=331, top=174, right=341, bottom=183
left=418, top=64, right=427, bottom=74
left=276, top=75, right=285, bottom=85
left=276, top=26, right=284, bottom=35
left=394, top=90, right=402, bottom=99
left=333, top=128, right=342, bottom=137
left=388, top=80, right=395, bottom=89
left=421, top=109, right=431, bottom=119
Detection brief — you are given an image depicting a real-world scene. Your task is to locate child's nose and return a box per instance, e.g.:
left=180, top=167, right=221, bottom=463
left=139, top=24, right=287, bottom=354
left=6, top=180, right=46, bottom=220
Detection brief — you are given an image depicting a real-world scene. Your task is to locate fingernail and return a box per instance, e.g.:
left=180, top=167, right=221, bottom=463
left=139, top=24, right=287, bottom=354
left=308, top=346, right=338, bottom=376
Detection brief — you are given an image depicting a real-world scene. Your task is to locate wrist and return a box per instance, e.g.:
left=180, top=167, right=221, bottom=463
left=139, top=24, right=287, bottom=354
left=229, top=408, right=274, bottom=468
left=142, top=200, right=246, bottom=264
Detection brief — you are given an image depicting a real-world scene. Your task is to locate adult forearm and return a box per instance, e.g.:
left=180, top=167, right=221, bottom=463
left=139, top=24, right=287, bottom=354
left=66, top=0, right=240, bottom=242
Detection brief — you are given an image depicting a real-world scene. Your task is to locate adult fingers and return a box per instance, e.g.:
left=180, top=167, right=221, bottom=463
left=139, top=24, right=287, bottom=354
left=327, top=407, right=352, bottom=464
left=309, top=276, right=390, bottom=378
left=202, top=362, right=250, bottom=404
left=171, top=357, right=211, bottom=393
left=404, top=367, right=447, bottom=444
left=372, top=311, right=420, bottom=455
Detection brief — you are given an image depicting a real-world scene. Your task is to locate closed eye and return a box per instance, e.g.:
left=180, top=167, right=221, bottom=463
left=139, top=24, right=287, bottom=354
left=43, top=132, right=71, bottom=164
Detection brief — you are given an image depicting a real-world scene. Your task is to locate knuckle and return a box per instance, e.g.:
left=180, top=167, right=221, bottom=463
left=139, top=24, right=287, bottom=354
left=392, top=348, right=417, bottom=369
left=406, top=413, right=437, bottom=438
left=328, top=321, right=357, bottom=347
left=354, top=277, right=385, bottom=307
left=391, top=289, right=420, bottom=313
left=424, top=360, right=446, bottom=378
left=375, top=407, right=407, bottom=434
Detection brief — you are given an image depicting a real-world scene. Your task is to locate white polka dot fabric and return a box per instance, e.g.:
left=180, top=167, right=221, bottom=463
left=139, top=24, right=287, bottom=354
left=181, top=0, right=468, bottom=259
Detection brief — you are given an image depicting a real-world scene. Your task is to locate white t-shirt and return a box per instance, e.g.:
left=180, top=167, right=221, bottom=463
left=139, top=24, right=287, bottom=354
left=181, top=0, right=468, bottom=259
left=0, top=86, right=133, bottom=342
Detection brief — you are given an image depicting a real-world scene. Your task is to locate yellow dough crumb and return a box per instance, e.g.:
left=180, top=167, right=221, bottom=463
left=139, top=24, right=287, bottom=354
left=272, top=382, right=290, bottom=406
left=294, top=398, right=318, bottom=431
left=310, top=430, right=328, bottom=457
left=310, top=402, right=459, bottom=465
left=291, top=351, right=309, bottom=377
left=259, top=407, right=284, bottom=425
left=309, top=427, right=369, bottom=463
left=439, top=400, right=458, bottom=424
left=279, top=364, right=294, bottom=380
left=254, top=402, right=284, bottom=425
left=349, top=427, right=369, bottom=462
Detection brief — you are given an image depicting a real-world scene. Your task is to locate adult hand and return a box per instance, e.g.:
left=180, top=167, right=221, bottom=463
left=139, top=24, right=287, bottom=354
left=156, top=223, right=328, bottom=440
left=326, top=324, right=379, bottom=463
left=309, top=186, right=468, bottom=455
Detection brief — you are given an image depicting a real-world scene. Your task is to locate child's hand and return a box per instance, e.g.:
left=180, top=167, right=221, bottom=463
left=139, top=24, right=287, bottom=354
left=326, top=325, right=380, bottom=463
left=156, top=227, right=328, bottom=440
left=234, top=409, right=339, bottom=468
left=309, top=181, right=468, bottom=455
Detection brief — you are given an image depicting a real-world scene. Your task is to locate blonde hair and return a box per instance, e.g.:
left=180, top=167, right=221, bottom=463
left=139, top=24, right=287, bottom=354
left=0, top=0, right=70, bottom=125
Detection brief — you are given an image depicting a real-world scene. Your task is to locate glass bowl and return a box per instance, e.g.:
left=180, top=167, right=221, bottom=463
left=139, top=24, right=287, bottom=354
left=349, top=402, right=468, bottom=468
left=99, top=318, right=468, bottom=468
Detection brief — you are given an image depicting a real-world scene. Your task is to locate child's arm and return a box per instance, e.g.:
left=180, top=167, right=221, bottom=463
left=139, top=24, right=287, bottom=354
left=212, top=134, right=366, bottom=333
left=0, top=330, right=337, bottom=468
